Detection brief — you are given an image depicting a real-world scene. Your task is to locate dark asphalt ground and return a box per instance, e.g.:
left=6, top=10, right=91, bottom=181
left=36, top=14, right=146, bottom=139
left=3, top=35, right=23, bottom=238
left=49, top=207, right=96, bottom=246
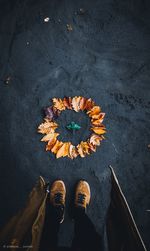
left=0, top=0, right=150, bottom=249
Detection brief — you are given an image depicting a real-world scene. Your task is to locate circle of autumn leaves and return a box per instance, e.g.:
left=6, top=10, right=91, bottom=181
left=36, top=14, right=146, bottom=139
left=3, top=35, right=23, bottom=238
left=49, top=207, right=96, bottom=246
left=38, top=96, right=106, bottom=159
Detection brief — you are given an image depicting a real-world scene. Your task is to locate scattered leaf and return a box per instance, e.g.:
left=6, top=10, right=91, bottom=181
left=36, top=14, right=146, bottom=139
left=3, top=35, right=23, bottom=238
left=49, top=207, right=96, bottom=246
left=56, top=142, right=70, bottom=158
left=67, top=24, right=73, bottom=31
left=52, top=98, right=66, bottom=111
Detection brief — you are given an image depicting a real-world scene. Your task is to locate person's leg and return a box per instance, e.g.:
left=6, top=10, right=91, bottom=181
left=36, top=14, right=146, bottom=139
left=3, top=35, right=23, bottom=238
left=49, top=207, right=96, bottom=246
left=39, top=180, right=66, bottom=251
left=71, top=181, right=102, bottom=251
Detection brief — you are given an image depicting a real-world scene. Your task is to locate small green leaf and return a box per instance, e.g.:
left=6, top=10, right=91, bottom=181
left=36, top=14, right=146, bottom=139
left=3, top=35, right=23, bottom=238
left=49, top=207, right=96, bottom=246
left=66, top=121, right=81, bottom=130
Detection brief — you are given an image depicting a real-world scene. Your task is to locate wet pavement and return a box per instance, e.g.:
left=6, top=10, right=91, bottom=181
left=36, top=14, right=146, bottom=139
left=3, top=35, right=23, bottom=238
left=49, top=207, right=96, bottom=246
left=0, top=0, right=150, bottom=249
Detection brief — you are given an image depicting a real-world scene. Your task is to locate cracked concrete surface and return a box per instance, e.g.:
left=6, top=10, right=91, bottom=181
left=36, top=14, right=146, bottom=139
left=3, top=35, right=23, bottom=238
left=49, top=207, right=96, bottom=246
left=0, top=0, right=150, bottom=249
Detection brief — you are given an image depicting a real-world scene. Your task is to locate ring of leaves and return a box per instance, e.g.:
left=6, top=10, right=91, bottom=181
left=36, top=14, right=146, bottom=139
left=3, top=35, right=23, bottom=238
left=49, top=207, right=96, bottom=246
left=38, top=96, right=106, bottom=159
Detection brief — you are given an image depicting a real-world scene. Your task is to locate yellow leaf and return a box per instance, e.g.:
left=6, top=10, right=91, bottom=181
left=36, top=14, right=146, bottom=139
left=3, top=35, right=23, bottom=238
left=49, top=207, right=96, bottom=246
left=41, top=132, right=59, bottom=142
left=52, top=98, right=66, bottom=111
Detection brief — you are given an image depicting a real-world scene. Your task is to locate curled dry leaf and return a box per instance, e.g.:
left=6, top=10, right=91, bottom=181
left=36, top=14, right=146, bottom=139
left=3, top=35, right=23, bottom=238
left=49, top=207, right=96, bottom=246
left=46, top=138, right=57, bottom=151
left=72, top=96, right=82, bottom=112
left=84, top=98, right=95, bottom=111
left=44, top=106, right=60, bottom=120
left=79, top=97, right=87, bottom=111
left=41, top=132, right=59, bottom=142
left=68, top=144, right=78, bottom=159
left=56, top=142, right=71, bottom=158
left=91, top=125, right=106, bottom=135
left=63, top=97, right=72, bottom=109
left=89, top=133, right=103, bottom=146
left=77, top=141, right=90, bottom=157
left=38, top=119, right=58, bottom=134
left=91, top=113, right=105, bottom=126
left=88, top=143, right=96, bottom=152
left=51, top=140, right=63, bottom=154
left=87, top=106, right=101, bottom=117
left=52, top=98, right=66, bottom=111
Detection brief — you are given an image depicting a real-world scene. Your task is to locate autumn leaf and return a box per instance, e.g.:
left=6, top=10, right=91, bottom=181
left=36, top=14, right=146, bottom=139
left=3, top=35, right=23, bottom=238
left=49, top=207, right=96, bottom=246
left=87, top=106, right=101, bottom=117
left=41, top=132, right=59, bottom=142
left=72, top=96, right=82, bottom=112
left=68, top=144, right=78, bottom=159
left=63, top=97, right=72, bottom=109
left=84, top=98, right=95, bottom=111
left=88, top=142, right=96, bottom=152
left=77, top=141, right=90, bottom=157
left=52, top=98, right=66, bottom=111
left=91, top=113, right=105, bottom=126
left=91, top=125, right=106, bottom=135
left=51, top=140, right=63, bottom=154
left=79, top=97, right=87, bottom=111
left=46, top=138, right=57, bottom=151
left=44, top=106, right=60, bottom=120
left=56, top=142, right=71, bottom=158
left=89, top=134, right=102, bottom=146
left=38, top=119, right=58, bottom=134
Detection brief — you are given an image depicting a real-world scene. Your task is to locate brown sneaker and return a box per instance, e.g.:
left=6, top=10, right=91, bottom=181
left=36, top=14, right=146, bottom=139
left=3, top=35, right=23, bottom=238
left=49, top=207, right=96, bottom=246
left=74, top=180, right=91, bottom=210
left=50, top=180, right=66, bottom=223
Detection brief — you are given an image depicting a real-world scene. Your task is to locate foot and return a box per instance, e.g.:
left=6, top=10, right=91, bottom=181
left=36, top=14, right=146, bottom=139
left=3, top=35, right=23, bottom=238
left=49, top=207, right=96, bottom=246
left=74, top=180, right=91, bottom=211
left=50, top=180, right=66, bottom=223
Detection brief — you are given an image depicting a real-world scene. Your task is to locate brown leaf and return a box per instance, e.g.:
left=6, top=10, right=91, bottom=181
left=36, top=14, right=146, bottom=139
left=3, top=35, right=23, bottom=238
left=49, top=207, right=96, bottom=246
left=87, top=106, right=101, bottom=117
left=72, top=96, right=82, bottom=112
left=84, top=98, right=95, bottom=111
left=63, top=97, right=72, bottom=109
left=68, top=144, right=78, bottom=159
left=56, top=142, right=70, bottom=158
left=38, top=119, right=58, bottom=134
left=51, top=140, right=63, bottom=154
left=52, top=98, right=66, bottom=111
left=91, top=125, right=106, bottom=135
left=89, top=134, right=102, bottom=146
left=41, top=132, right=59, bottom=142
left=77, top=141, right=90, bottom=157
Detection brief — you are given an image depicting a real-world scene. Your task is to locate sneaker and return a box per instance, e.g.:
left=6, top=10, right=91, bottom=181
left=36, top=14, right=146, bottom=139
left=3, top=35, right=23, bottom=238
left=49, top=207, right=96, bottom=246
left=74, top=180, right=91, bottom=211
left=50, top=180, right=66, bottom=223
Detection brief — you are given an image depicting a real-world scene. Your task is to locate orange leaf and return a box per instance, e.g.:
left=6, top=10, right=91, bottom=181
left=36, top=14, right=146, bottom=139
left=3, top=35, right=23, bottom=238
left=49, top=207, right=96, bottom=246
left=77, top=141, right=90, bottom=157
left=38, top=119, right=58, bottom=134
left=56, top=142, right=70, bottom=158
left=91, top=113, right=105, bottom=126
left=51, top=140, right=63, bottom=154
left=91, top=126, right=106, bottom=135
left=41, top=132, right=59, bottom=142
left=52, top=98, right=66, bottom=111
left=87, top=106, right=101, bottom=117
left=79, top=97, right=87, bottom=111
left=88, top=142, right=96, bottom=152
left=46, top=138, right=57, bottom=151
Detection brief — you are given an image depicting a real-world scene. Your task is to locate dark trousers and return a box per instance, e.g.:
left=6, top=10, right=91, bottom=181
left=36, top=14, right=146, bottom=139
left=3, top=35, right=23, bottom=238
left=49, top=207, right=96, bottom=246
left=39, top=203, right=102, bottom=251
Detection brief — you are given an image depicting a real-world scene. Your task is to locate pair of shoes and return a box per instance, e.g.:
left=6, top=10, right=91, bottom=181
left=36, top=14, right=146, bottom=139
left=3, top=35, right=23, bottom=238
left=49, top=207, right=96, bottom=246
left=49, top=180, right=91, bottom=223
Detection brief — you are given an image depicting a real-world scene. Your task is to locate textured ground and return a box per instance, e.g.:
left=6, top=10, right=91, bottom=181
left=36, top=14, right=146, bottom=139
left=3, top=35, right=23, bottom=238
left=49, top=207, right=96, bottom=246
left=0, top=0, right=150, bottom=249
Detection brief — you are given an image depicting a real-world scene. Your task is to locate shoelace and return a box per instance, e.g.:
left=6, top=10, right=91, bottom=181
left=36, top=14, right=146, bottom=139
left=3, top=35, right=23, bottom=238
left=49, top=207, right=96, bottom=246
left=54, top=192, right=63, bottom=204
left=77, top=193, right=86, bottom=205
